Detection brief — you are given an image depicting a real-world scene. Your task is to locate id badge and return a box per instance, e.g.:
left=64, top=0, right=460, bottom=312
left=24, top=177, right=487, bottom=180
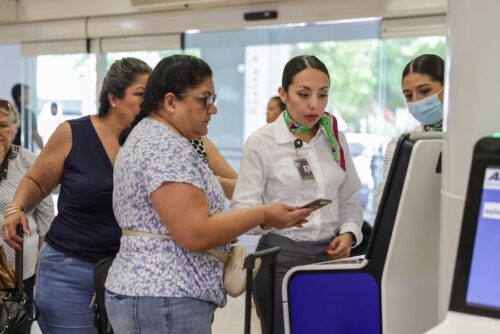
left=294, top=158, right=316, bottom=184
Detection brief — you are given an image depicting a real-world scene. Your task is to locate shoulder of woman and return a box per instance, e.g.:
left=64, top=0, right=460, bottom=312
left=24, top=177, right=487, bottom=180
left=247, top=123, right=275, bottom=145
left=41, top=121, right=73, bottom=159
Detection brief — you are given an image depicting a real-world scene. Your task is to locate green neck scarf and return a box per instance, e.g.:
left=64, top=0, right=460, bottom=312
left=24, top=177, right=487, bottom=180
left=425, top=121, right=443, bottom=132
left=283, top=110, right=345, bottom=171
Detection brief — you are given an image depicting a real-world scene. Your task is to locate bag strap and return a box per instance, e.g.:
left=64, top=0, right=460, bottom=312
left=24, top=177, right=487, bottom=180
left=122, top=229, right=228, bottom=263
left=15, top=225, right=23, bottom=296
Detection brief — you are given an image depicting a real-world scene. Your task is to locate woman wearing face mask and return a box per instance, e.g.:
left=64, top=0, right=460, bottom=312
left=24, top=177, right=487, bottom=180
left=376, top=54, right=444, bottom=206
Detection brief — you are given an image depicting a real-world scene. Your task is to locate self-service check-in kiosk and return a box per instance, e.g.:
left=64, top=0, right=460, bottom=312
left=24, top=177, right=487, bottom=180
left=283, top=132, right=443, bottom=334
left=426, top=137, right=500, bottom=334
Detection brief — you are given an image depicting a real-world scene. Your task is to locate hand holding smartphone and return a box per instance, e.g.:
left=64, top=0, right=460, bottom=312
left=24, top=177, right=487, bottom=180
left=300, top=199, right=332, bottom=211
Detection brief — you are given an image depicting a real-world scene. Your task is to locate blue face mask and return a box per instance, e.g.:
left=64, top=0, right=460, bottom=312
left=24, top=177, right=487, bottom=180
left=407, top=88, right=443, bottom=126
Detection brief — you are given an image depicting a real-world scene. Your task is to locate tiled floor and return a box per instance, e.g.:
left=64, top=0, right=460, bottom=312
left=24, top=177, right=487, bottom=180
left=213, top=294, right=262, bottom=334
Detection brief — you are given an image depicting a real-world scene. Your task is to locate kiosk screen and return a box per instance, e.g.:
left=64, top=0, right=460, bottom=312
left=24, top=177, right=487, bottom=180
left=465, top=167, right=500, bottom=310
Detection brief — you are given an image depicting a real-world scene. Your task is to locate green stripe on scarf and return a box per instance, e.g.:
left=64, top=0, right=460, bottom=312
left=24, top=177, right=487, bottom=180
left=425, top=121, right=443, bottom=132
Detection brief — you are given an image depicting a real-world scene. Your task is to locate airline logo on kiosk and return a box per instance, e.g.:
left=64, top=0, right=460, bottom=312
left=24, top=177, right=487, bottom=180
left=484, top=168, right=500, bottom=190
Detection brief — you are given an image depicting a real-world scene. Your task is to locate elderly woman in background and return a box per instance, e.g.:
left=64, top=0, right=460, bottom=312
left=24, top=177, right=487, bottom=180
left=0, top=99, right=54, bottom=329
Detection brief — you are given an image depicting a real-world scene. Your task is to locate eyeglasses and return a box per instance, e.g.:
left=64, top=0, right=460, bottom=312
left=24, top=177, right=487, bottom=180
left=179, top=93, right=218, bottom=109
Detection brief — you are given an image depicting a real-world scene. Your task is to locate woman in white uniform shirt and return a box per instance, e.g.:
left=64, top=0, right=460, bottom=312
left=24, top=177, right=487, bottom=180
left=231, top=55, right=363, bottom=334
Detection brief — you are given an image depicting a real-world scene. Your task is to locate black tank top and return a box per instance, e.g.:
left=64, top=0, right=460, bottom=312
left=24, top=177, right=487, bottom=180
left=45, top=116, right=120, bottom=263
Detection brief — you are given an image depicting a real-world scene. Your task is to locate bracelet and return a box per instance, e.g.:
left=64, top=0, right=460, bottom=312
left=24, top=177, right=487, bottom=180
left=4, top=205, right=25, bottom=218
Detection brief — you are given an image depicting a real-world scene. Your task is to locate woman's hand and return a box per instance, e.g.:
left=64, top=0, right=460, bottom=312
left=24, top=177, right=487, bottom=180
left=326, top=233, right=353, bottom=259
left=2, top=211, right=30, bottom=251
left=262, top=204, right=312, bottom=230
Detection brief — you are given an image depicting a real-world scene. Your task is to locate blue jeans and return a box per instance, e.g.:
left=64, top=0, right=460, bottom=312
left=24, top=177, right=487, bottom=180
left=105, top=290, right=216, bottom=334
left=34, top=244, right=97, bottom=334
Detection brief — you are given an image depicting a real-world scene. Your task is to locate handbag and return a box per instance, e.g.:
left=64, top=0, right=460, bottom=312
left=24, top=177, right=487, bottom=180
left=0, top=289, right=30, bottom=334
left=0, top=227, right=36, bottom=334
left=206, top=246, right=261, bottom=298
left=0, top=245, right=15, bottom=293
left=122, top=229, right=261, bottom=297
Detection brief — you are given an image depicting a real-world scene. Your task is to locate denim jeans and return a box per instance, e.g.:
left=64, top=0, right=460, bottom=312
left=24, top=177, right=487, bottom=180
left=105, top=289, right=217, bottom=334
left=34, top=244, right=97, bottom=334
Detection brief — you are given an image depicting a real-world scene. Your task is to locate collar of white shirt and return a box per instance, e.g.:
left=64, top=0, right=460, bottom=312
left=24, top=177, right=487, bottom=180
left=272, top=112, right=328, bottom=145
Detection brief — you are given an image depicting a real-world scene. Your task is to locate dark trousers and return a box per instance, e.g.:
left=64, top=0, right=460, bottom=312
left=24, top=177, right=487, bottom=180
left=253, top=234, right=332, bottom=334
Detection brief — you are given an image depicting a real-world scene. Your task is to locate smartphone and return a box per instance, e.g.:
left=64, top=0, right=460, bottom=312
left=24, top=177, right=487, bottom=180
left=300, top=199, right=332, bottom=210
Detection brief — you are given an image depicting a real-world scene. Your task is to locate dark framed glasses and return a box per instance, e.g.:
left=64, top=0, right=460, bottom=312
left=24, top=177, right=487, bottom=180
left=180, top=93, right=218, bottom=109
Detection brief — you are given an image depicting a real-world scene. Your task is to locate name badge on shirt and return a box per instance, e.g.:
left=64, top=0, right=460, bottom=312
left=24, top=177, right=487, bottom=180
left=294, top=158, right=316, bottom=184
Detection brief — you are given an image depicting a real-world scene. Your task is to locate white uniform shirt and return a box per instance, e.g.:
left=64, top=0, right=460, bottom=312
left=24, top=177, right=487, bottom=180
left=231, top=113, right=363, bottom=246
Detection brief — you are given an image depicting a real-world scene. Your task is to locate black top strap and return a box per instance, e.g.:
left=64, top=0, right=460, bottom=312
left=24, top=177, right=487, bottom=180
left=0, top=146, right=13, bottom=183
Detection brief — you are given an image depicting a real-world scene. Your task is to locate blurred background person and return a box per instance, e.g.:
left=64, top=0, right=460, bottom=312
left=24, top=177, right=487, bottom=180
left=11, top=83, right=44, bottom=151
left=0, top=98, right=54, bottom=330
left=266, top=95, right=286, bottom=123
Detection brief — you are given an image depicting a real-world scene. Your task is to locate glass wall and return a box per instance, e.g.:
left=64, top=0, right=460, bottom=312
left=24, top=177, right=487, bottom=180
left=104, top=49, right=199, bottom=69
left=21, top=54, right=96, bottom=151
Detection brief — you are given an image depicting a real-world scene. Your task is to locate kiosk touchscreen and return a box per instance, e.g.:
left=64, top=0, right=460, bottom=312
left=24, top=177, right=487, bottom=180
left=427, top=137, right=500, bottom=334
left=463, top=166, right=500, bottom=312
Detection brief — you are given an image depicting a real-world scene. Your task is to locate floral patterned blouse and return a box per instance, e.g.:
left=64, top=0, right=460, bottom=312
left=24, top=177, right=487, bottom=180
left=105, top=118, right=228, bottom=307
